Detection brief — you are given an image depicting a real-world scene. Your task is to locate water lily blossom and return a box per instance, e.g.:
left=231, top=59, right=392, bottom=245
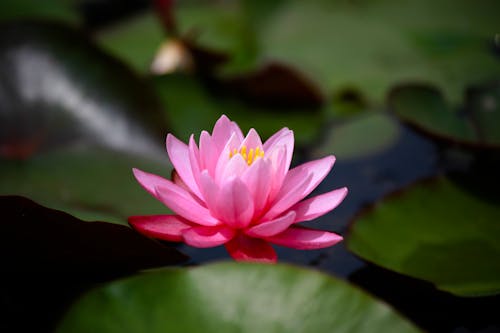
left=129, top=115, right=347, bottom=262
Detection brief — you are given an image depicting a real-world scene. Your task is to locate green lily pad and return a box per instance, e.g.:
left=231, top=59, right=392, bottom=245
left=313, top=112, right=400, bottom=160
left=56, top=262, right=421, bottom=333
left=155, top=74, right=322, bottom=144
left=0, top=148, right=172, bottom=225
left=346, top=177, right=500, bottom=297
left=389, top=82, right=500, bottom=149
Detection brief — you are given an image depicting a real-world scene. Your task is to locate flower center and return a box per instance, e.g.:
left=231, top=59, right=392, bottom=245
left=229, top=145, right=265, bottom=165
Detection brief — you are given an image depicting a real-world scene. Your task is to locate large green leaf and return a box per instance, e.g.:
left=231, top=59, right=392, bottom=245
left=389, top=82, right=500, bottom=149
left=0, top=148, right=171, bottom=224
left=347, top=177, right=500, bottom=297
left=57, top=262, right=421, bottom=333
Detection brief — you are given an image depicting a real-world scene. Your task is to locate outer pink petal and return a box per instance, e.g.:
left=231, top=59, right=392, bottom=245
left=245, top=211, right=296, bottom=238
left=240, top=158, right=272, bottom=216
left=132, top=168, right=172, bottom=200
left=215, top=177, right=254, bottom=228
left=263, top=155, right=335, bottom=220
left=166, top=134, right=202, bottom=198
left=263, top=128, right=294, bottom=173
left=266, top=226, right=343, bottom=250
left=225, top=233, right=277, bottom=262
left=128, top=215, right=191, bottom=241
left=183, top=225, right=235, bottom=248
left=155, top=184, right=220, bottom=227
left=239, top=128, right=263, bottom=150
left=291, top=187, right=348, bottom=223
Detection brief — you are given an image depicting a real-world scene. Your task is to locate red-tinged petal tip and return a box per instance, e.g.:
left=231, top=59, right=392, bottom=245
left=183, top=226, right=235, bottom=248
left=128, top=215, right=191, bottom=242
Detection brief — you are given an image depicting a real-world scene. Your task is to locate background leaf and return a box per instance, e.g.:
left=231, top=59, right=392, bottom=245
left=389, top=82, right=500, bottom=149
left=346, top=177, right=500, bottom=297
left=97, top=0, right=500, bottom=103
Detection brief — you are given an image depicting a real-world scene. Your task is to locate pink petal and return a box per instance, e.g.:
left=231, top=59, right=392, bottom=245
left=264, top=155, right=335, bottom=220
left=132, top=168, right=172, bottom=200
left=230, top=120, right=244, bottom=142
left=266, top=226, right=343, bottom=249
left=183, top=225, right=235, bottom=248
left=263, top=127, right=291, bottom=151
left=239, top=128, right=263, bottom=151
left=188, top=134, right=203, bottom=187
left=188, top=134, right=201, bottom=169
left=214, top=132, right=242, bottom=182
left=291, top=187, right=348, bottom=223
left=199, top=130, right=217, bottom=173
left=220, top=153, right=248, bottom=180
left=240, top=158, right=272, bottom=216
left=262, top=173, right=313, bottom=221
left=263, top=128, right=294, bottom=173
left=245, top=211, right=296, bottom=238
left=166, top=134, right=202, bottom=198
left=225, top=233, right=277, bottom=262
left=171, top=169, right=191, bottom=192
left=266, top=145, right=288, bottom=202
left=198, top=170, right=220, bottom=215
left=211, top=115, right=238, bottom=154
left=128, top=215, right=191, bottom=241
left=155, top=183, right=220, bottom=227
left=215, top=177, right=254, bottom=229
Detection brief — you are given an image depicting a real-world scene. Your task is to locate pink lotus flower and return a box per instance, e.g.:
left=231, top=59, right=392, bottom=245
left=129, top=115, right=347, bottom=262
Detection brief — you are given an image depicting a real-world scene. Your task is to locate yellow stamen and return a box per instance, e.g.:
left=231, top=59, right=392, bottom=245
left=247, top=148, right=254, bottom=165
left=229, top=145, right=265, bottom=166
